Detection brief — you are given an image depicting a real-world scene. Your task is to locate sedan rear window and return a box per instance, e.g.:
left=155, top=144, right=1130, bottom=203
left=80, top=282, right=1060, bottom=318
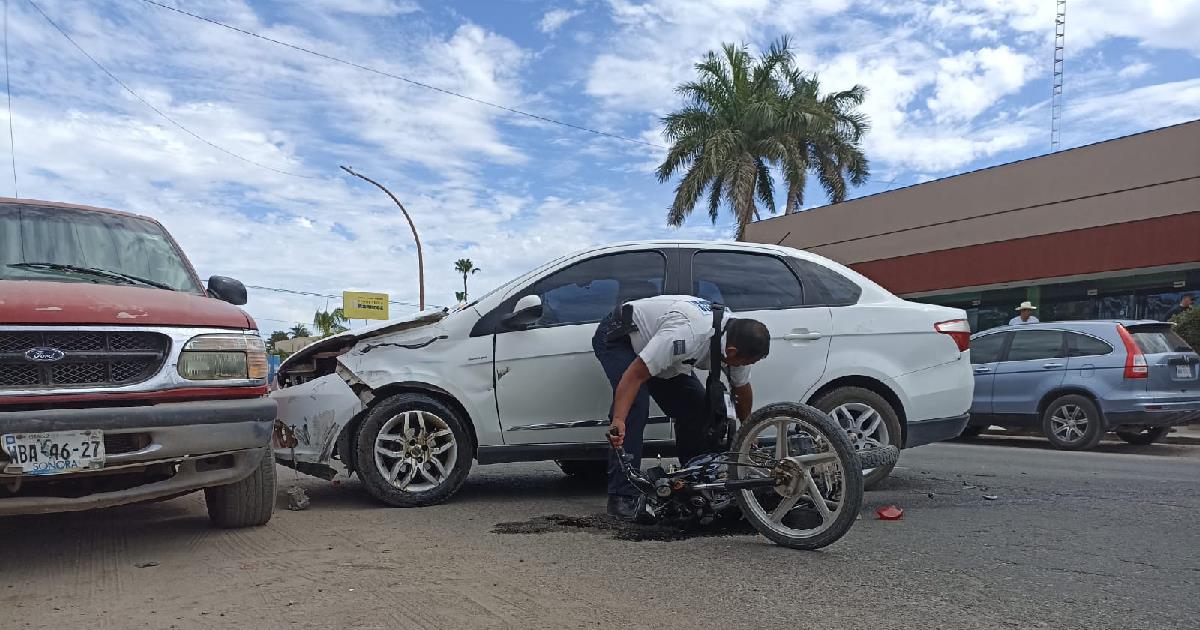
left=1127, top=325, right=1194, bottom=354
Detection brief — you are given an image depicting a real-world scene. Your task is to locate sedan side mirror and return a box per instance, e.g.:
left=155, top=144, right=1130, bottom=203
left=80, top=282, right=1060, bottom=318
left=207, top=275, right=248, bottom=306
left=502, top=294, right=543, bottom=330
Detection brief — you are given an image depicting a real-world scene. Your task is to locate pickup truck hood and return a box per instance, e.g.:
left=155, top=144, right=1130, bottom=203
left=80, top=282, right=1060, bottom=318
left=0, top=279, right=253, bottom=328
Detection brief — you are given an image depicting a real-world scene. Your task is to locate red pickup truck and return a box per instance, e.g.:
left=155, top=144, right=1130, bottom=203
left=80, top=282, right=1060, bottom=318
left=0, top=198, right=276, bottom=527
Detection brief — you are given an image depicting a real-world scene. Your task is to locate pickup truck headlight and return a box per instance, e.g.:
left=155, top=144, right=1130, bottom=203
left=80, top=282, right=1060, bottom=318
left=178, top=334, right=268, bottom=381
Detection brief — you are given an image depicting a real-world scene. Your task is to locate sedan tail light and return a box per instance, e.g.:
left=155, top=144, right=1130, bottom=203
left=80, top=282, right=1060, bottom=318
left=1116, top=325, right=1148, bottom=379
left=935, top=319, right=971, bottom=352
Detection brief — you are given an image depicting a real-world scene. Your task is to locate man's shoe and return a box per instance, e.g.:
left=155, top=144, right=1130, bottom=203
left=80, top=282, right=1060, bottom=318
left=607, top=495, right=639, bottom=521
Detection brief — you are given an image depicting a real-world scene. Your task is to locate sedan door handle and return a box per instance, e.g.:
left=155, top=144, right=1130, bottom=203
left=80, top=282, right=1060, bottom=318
left=783, top=331, right=823, bottom=342
left=973, top=366, right=991, bottom=373
left=1042, top=363, right=1064, bottom=369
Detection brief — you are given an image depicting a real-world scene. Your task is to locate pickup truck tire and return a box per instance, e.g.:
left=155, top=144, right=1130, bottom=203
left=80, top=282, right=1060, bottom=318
left=205, top=449, right=276, bottom=528
left=356, top=393, right=473, bottom=507
left=1042, top=395, right=1104, bottom=451
left=812, top=387, right=902, bottom=490
left=1115, top=427, right=1169, bottom=445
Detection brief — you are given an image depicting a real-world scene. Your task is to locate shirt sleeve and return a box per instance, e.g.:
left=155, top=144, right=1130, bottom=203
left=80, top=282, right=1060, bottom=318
left=637, top=312, right=695, bottom=377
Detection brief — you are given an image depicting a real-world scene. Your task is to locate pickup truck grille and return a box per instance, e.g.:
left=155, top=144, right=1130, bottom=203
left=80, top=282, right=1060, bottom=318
left=0, top=331, right=170, bottom=390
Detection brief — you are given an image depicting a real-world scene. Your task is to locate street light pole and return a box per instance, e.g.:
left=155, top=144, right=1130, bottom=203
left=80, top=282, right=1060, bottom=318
left=340, top=165, right=425, bottom=311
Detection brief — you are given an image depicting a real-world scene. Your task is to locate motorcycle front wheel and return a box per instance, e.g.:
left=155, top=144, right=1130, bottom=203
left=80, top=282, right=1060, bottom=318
left=730, top=402, right=864, bottom=550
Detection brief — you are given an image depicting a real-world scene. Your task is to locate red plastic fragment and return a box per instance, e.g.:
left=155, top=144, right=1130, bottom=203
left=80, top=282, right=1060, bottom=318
left=875, top=505, right=904, bottom=520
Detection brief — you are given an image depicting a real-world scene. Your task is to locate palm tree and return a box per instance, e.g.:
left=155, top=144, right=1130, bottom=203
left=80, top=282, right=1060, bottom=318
left=656, top=37, right=869, bottom=233
left=454, top=259, right=481, bottom=302
left=775, top=68, right=869, bottom=211
left=288, top=324, right=311, bottom=339
left=313, top=309, right=348, bottom=338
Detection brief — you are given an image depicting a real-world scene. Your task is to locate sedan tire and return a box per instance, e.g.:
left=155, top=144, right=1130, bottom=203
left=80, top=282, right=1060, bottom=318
left=812, top=387, right=902, bottom=490
left=355, top=393, right=473, bottom=507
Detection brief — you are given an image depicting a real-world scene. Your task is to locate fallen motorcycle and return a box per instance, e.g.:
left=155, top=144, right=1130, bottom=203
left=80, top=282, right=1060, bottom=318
left=614, top=402, right=899, bottom=550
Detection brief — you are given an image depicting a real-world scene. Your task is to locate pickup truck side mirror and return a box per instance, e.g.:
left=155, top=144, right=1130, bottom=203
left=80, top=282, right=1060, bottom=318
left=502, top=294, right=543, bottom=331
left=208, top=275, right=248, bottom=306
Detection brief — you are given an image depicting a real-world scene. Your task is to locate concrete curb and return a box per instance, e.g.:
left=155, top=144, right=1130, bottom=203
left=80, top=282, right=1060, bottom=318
left=980, top=427, right=1200, bottom=446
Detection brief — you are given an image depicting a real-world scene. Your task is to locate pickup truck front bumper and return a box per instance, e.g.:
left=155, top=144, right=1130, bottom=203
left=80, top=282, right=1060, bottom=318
left=0, top=397, right=275, bottom=516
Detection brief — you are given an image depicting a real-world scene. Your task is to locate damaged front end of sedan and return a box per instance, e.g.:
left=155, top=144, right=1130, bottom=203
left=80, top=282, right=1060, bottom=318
left=270, top=308, right=461, bottom=481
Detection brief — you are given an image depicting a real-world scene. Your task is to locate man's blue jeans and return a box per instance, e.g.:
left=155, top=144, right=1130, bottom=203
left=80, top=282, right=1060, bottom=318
left=592, top=310, right=710, bottom=497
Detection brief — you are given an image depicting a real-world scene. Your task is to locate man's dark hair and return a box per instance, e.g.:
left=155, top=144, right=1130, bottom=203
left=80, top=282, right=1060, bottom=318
left=727, top=319, right=770, bottom=360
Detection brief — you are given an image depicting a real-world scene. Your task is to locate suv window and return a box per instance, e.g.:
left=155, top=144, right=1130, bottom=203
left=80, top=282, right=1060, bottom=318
left=1006, top=330, right=1065, bottom=362
left=970, top=332, right=1007, bottom=364
left=525, top=251, right=665, bottom=327
left=692, top=251, right=803, bottom=311
left=791, top=258, right=861, bottom=306
left=1066, top=332, right=1113, bottom=357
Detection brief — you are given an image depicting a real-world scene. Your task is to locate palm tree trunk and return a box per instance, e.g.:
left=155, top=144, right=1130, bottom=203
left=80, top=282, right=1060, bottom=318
left=462, top=274, right=468, bottom=301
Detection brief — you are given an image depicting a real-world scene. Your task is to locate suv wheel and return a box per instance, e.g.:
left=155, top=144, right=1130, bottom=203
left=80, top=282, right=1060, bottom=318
left=205, top=448, right=276, bottom=528
left=1042, top=395, right=1104, bottom=450
left=355, top=393, right=473, bottom=507
left=1115, top=426, right=1168, bottom=445
left=812, top=387, right=902, bottom=490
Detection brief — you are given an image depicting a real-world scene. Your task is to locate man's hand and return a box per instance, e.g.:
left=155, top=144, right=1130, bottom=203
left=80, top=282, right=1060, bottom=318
left=607, top=422, right=626, bottom=448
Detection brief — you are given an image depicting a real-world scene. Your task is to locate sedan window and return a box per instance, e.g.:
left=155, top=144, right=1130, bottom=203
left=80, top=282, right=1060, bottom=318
left=526, top=251, right=665, bottom=326
left=1006, top=330, right=1066, bottom=362
left=692, top=251, right=803, bottom=311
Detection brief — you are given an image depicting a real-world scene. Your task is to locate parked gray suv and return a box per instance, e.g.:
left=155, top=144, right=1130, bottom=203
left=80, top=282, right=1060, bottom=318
left=963, top=321, right=1200, bottom=450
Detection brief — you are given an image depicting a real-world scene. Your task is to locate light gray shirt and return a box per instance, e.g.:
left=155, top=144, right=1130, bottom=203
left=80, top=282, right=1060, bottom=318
left=626, top=295, right=751, bottom=387
left=1010, top=315, right=1040, bottom=325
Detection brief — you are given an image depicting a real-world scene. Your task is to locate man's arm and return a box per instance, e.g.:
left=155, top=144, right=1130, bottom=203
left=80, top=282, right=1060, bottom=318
left=732, top=383, right=753, bottom=422
left=608, top=358, right=651, bottom=447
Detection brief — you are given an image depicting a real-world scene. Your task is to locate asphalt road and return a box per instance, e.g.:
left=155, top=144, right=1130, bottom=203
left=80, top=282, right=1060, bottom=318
left=1, top=437, right=1197, bottom=630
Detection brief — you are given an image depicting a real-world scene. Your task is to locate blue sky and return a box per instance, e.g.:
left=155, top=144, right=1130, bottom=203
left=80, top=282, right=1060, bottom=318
left=5, top=0, right=1200, bottom=333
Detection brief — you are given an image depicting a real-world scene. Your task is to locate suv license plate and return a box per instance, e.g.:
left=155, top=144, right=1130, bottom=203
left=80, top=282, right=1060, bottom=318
left=2, top=430, right=106, bottom=476
left=1177, top=364, right=1194, bottom=379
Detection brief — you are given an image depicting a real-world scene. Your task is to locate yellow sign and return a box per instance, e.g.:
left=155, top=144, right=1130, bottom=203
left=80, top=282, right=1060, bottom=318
left=343, top=291, right=390, bottom=320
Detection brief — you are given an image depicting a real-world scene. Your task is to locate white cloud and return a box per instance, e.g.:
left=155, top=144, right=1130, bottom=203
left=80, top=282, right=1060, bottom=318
left=539, top=8, right=582, bottom=33
left=304, top=0, right=421, bottom=17
left=927, top=46, right=1035, bottom=123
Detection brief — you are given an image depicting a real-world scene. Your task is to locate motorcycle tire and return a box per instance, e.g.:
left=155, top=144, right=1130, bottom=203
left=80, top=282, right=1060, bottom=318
left=730, top=402, right=864, bottom=550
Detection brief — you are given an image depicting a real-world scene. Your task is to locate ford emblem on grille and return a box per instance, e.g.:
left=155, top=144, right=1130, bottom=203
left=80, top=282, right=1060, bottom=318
left=24, top=347, right=66, bottom=362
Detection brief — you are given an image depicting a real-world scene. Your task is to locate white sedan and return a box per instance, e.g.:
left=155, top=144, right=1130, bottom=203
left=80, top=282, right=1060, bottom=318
left=272, top=240, right=973, bottom=506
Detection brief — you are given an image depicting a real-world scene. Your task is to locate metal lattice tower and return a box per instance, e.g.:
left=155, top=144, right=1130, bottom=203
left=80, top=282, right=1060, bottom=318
left=1050, top=0, right=1066, bottom=151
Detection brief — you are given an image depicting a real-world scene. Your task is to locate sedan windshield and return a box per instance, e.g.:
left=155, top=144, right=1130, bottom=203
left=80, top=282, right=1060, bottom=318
left=0, top=203, right=199, bottom=292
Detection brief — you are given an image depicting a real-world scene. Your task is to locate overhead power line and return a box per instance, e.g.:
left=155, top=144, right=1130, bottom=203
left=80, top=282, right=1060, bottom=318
left=26, top=0, right=315, bottom=179
left=245, top=284, right=436, bottom=309
left=4, top=0, right=17, bottom=197
left=137, top=0, right=664, bottom=150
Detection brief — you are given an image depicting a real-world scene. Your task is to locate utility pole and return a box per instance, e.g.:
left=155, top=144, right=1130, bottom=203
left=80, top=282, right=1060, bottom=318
left=340, top=165, right=425, bottom=310
left=1050, top=0, right=1066, bottom=151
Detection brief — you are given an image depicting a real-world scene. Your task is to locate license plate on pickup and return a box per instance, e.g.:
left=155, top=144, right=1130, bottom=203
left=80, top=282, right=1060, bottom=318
left=1177, top=364, right=1194, bottom=380
left=2, top=430, right=106, bottom=476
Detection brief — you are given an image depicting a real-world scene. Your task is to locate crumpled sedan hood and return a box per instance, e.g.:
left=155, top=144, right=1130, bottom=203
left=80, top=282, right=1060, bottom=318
left=277, top=308, right=447, bottom=373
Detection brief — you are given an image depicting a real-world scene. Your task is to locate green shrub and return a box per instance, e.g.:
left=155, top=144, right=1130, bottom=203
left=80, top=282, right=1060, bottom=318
left=1172, top=308, right=1200, bottom=352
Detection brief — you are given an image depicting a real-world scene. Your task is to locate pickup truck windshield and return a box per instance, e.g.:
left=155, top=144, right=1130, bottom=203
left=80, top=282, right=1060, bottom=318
left=0, top=203, right=200, bottom=292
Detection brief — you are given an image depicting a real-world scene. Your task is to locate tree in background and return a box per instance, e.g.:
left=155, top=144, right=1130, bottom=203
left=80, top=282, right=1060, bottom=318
left=454, top=259, right=481, bottom=302
left=1171, top=308, right=1200, bottom=352
left=313, top=308, right=349, bottom=338
left=288, top=324, right=311, bottom=339
left=266, top=330, right=290, bottom=356
left=656, top=37, right=870, bottom=235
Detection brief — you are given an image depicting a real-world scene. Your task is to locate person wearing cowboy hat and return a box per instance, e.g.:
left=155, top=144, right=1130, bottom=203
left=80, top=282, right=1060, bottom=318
left=1010, top=301, right=1040, bottom=325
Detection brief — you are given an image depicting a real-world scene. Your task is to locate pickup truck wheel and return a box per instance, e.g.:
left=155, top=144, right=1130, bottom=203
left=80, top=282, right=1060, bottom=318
left=555, top=460, right=607, bottom=480
left=1042, top=395, right=1104, bottom=450
left=205, top=449, right=276, bottom=528
left=1115, top=427, right=1168, bottom=445
left=812, top=387, right=901, bottom=490
left=356, top=393, right=473, bottom=507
